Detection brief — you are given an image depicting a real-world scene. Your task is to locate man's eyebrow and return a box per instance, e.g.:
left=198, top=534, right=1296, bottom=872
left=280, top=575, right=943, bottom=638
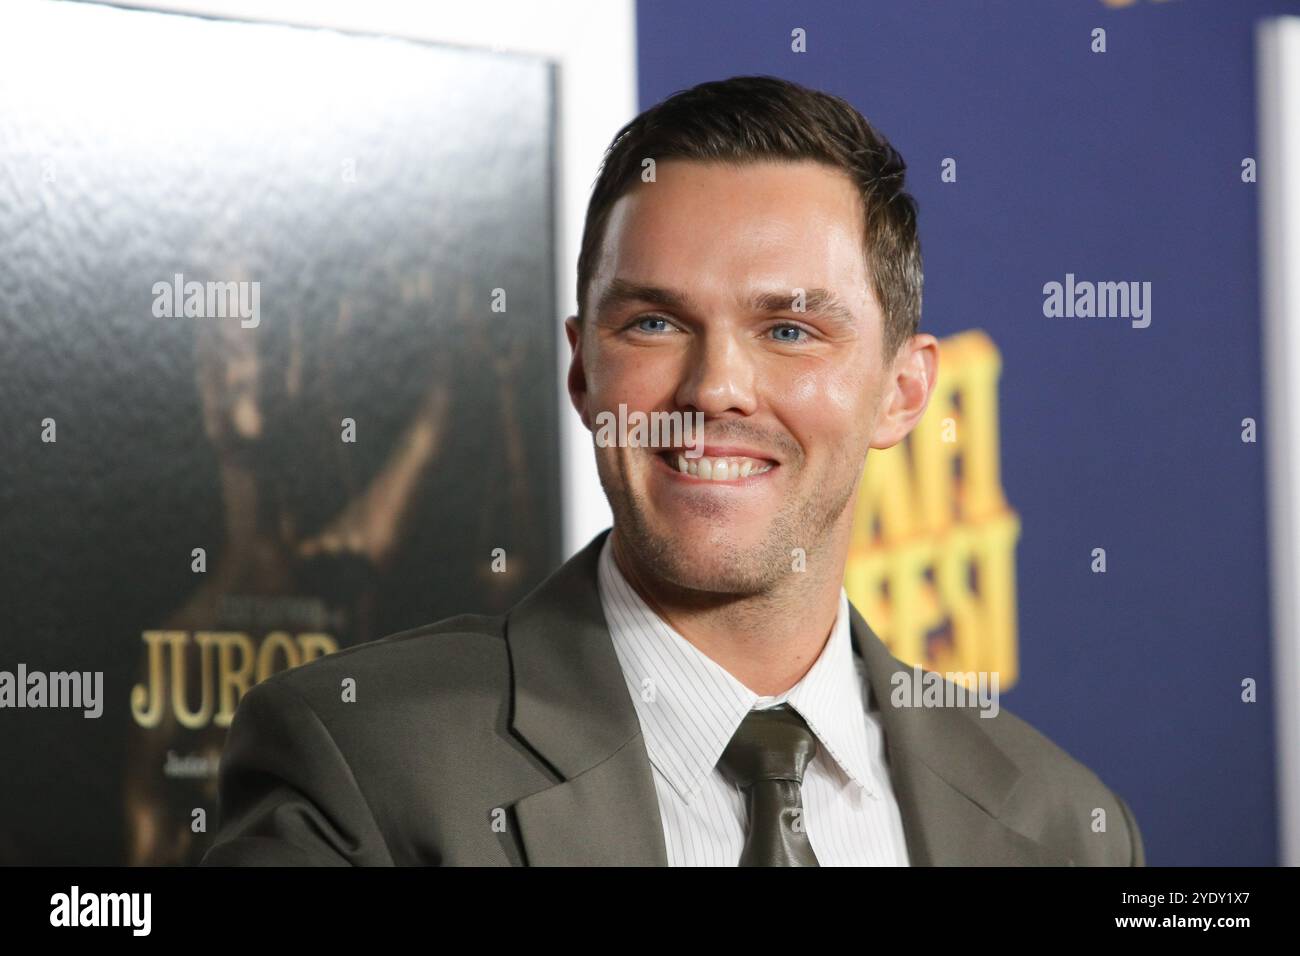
left=750, top=287, right=857, bottom=326
left=594, top=279, right=690, bottom=317
left=596, top=278, right=858, bottom=326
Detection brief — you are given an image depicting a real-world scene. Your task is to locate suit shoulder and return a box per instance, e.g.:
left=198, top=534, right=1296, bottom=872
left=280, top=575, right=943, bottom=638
left=257, top=611, right=507, bottom=699
left=979, top=703, right=1108, bottom=789
left=972, top=702, right=1140, bottom=864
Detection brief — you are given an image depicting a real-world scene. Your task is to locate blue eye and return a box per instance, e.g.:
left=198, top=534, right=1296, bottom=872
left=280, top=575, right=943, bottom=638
left=771, top=323, right=807, bottom=343
left=634, top=315, right=674, bottom=333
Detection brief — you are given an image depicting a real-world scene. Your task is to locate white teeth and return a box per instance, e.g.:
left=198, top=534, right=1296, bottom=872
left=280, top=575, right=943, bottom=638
left=672, top=454, right=774, bottom=481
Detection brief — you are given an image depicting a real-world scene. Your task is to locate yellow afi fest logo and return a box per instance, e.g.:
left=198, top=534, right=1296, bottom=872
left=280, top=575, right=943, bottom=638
left=846, top=330, right=1021, bottom=687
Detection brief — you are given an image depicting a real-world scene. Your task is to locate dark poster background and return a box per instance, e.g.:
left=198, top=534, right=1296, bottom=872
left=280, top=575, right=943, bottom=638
left=0, top=1, right=560, bottom=864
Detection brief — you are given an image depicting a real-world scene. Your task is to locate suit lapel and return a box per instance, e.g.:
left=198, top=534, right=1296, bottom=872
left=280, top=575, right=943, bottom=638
left=501, top=530, right=1065, bottom=866
left=505, top=530, right=668, bottom=865
left=848, top=604, right=1073, bottom=865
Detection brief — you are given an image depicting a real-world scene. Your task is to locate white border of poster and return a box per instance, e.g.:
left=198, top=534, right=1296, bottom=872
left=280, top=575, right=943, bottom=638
left=1258, top=14, right=1300, bottom=868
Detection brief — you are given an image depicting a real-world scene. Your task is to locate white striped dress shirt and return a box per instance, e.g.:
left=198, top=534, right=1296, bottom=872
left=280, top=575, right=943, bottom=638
left=596, top=535, right=912, bottom=866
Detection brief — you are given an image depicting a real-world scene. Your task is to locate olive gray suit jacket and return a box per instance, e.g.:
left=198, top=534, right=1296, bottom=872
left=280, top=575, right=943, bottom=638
left=200, top=529, right=1145, bottom=866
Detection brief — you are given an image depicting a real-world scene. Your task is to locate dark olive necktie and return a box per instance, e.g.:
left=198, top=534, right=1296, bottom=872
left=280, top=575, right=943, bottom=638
left=717, top=703, right=821, bottom=866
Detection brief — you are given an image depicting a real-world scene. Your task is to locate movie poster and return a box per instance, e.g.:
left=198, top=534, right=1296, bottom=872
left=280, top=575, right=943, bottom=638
left=0, top=3, right=560, bottom=864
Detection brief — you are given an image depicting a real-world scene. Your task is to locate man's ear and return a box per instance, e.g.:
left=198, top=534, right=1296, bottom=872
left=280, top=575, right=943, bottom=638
left=564, top=315, right=592, bottom=431
left=870, top=333, right=939, bottom=450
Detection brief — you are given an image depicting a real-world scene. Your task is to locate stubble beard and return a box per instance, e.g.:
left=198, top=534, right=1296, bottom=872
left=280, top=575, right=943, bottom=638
left=599, top=448, right=861, bottom=599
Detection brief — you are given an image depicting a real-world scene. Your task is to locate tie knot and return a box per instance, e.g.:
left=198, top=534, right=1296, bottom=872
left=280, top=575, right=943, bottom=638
left=717, top=703, right=819, bottom=789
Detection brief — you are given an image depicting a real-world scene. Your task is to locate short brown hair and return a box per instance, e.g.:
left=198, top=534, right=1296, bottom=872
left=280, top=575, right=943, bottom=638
left=575, top=74, right=923, bottom=362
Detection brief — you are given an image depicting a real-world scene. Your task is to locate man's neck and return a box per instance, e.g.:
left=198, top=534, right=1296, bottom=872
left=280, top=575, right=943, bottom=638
left=608, top=526, right=850, bottom=697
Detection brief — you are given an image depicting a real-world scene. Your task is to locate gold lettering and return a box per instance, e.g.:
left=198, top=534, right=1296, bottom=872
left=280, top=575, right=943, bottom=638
left=173, top=632, right=217, bottom=729
left=130, top=631, right=173, bottom=728
left=297, top=633, right=337, bottom=664
left=256, top=631, right=300, bottom=682
left=846, top=330, right=1022, bottom=685
left=132, top=630, right=339, bottom=729
left=215, top=633, right=255, bottom=727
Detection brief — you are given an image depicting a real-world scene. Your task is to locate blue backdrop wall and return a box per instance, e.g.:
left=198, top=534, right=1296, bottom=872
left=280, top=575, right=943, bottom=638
left=635, top=0, right=1299, bottom=866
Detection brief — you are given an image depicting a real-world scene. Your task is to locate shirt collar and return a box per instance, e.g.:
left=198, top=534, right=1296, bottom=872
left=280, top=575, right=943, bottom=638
left=596, top=533, right=879, bottom=802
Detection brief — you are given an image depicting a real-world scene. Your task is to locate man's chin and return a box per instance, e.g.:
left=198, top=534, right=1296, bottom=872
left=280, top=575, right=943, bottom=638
left=622, top=524, right=784, bottom=596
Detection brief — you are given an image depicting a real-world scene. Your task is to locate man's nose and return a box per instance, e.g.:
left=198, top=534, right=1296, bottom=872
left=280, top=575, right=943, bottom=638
left=673, top=330, right=758, bottom=417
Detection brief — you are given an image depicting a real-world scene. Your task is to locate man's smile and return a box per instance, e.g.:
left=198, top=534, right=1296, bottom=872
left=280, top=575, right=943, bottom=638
left=652, top=446, right=781, bottom=484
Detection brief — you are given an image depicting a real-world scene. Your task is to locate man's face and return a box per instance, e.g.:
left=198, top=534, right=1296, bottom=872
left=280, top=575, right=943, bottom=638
left=568, top=159, right=900, bottom=596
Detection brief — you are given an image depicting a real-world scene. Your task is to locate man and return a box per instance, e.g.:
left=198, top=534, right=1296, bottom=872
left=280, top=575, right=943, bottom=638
left=201, top=75, right=1144, bottom=866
